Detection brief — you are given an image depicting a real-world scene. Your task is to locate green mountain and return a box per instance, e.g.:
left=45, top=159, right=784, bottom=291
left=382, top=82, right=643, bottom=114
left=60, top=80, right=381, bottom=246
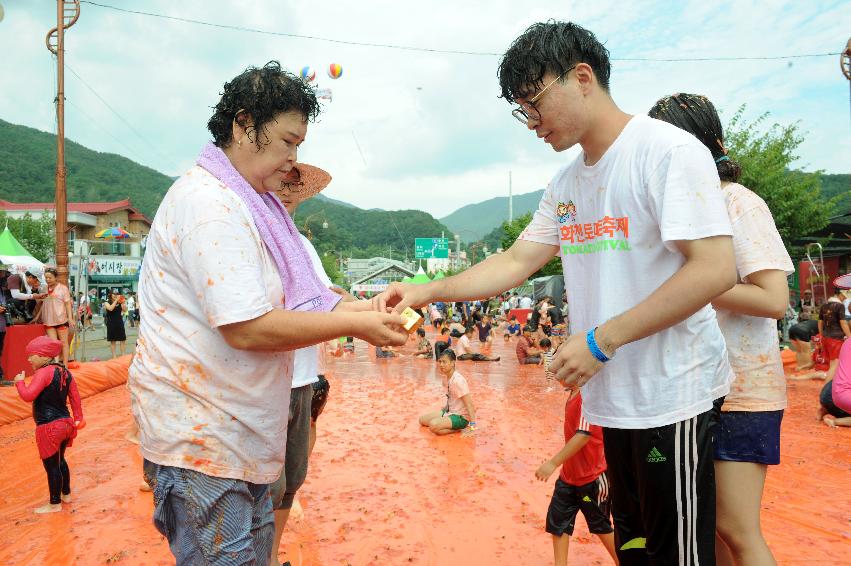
left=294, top=197, right=452, bottom=262
left=0, top=119, right=452, bottom=264
left=821, top=173, right=851, bottom=213
left=440, top=189, right=544, bottom=243
left=0, top=119, right=173, bottom=218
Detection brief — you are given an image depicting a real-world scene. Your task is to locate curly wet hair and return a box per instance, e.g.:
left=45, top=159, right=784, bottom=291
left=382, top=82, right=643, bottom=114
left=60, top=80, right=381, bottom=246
left=207, top=61, right=320, bottom=149
left=649, top=93, right=742, bottom=183
left=498, top=21, right=612, bottom=102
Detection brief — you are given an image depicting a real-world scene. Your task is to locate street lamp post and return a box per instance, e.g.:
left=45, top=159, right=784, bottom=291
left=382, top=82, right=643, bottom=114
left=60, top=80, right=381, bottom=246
left=46, top=0, right=81, bottom=286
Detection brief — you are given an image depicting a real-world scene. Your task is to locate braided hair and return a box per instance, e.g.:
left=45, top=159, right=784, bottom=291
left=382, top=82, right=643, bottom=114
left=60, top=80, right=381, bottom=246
left=648, top=93, right=741, bottom=183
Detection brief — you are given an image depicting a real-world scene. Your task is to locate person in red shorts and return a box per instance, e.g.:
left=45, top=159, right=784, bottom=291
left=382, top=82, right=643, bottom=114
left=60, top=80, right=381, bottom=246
left=535, top=389, right=618, bottom=565
left=14, top=336, right=85, bottom=514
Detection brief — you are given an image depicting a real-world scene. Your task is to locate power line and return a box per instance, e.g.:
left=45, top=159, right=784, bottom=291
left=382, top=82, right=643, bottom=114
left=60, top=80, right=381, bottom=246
left=64, top=62, right=178, bottom=170
left=65, top=97, right=138, bottom=157
left=80, top=1, right=840, bottom=62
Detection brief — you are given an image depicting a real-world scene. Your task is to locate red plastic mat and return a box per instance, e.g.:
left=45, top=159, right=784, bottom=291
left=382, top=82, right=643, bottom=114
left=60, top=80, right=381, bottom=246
left=0, top=339, right=847, bottom=565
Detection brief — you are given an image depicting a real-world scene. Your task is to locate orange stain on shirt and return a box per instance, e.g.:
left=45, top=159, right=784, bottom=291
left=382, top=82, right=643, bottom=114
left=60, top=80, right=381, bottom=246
left=207, top=278, right=215, bottom=286
left=192, top=364, right=209, bottom=379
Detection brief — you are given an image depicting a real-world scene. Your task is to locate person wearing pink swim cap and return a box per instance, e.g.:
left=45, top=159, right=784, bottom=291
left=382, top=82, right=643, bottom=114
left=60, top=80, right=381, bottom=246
left=14, top=335, right=85, bottom=514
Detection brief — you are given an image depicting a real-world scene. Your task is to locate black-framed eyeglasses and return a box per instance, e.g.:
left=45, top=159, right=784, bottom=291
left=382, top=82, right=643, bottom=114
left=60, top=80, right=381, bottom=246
left=511, top=65, right=576, bottom=125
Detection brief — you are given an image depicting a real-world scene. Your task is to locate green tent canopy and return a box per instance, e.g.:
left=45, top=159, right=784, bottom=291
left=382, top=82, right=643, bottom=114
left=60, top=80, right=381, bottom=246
left=0, top=227, right=44, bottom=275
left=409, top=268, right=432, bottom=284
left=432, top=271, right=446, bottom=280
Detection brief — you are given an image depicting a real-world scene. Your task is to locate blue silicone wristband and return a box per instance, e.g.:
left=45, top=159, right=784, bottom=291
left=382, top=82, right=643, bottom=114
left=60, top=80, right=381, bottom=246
left=586, top=327, right=611, bottom=363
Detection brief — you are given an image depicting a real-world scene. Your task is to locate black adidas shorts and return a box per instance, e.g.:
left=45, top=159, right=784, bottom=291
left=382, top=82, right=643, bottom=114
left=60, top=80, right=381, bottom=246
left=546, top=474, right=614, bottom=536
left=602, top=398, right=723, bottom=566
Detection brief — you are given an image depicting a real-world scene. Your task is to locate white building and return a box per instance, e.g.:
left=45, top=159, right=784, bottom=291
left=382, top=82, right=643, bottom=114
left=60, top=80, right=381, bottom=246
left=426, top=250, right=468, bottom=273
left=344, top=257, right=416, bottom=285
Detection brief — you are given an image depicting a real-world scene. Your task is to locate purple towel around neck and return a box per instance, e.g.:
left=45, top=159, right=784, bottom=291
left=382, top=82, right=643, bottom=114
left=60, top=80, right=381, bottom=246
left=196, top=142, right=340, bottom=313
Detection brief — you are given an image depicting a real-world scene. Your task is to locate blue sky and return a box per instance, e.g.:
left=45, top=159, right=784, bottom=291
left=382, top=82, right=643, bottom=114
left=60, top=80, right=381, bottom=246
left=1, top=1, right=848, bottom=217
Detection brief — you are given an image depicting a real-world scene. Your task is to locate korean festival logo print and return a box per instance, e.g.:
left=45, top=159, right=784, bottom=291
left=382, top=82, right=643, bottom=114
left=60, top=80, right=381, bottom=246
left=559, top=213, right=631, bottom=256
left=556, top=201, right=577, bottom=224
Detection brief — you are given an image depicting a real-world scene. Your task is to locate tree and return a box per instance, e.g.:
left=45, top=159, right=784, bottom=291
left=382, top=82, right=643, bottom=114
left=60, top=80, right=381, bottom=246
left=725, top=107, right=839, bottom=255
left=499, top=212, right=562, bottom=278
left=319, top=252, right=345, bottom=286
left=0, top=212, right=54, bottom=262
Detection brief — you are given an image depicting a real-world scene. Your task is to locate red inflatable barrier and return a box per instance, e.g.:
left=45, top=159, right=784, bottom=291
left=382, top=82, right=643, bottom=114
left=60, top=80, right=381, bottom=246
left=0, top=355, right=131, bottom=426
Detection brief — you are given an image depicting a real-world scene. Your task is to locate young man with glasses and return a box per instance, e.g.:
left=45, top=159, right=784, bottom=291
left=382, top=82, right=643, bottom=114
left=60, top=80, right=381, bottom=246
left=376, top=21, right=736, bottom=565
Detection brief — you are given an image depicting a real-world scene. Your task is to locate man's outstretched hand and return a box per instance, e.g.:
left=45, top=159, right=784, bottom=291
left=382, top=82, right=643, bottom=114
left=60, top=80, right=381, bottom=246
left=373, top=282, right=434, bottom=315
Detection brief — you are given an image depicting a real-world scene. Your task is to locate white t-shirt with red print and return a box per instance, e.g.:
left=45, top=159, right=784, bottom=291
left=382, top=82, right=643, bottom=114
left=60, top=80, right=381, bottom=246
left=520, top=115, right=734, bottom=429
left=445, top=371, right=471, bottom=419
left=129, top=166, right=293, bottom=484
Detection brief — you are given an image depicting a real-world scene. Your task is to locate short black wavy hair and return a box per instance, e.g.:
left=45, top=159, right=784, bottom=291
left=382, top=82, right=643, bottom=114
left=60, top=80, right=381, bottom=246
left=498, top=21, right=612, bottom=102
left=207, top=61, right=320, bottom=149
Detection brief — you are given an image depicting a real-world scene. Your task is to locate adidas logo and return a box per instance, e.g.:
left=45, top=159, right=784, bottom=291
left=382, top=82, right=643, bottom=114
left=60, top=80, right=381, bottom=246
left=646, top=447, right=667, bottom=463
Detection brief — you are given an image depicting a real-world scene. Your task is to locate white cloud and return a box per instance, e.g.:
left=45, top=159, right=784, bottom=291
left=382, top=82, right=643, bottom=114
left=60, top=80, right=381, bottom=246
left=0, top=0, right=847, bottom=218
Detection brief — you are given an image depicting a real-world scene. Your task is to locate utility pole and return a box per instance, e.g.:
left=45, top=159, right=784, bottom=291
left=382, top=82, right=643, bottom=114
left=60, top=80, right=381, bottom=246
left=842, top=37, right=850, bottom=126
left=46, top=0, right=80, bottom=286
left=455, top=234, right=461, bottom=271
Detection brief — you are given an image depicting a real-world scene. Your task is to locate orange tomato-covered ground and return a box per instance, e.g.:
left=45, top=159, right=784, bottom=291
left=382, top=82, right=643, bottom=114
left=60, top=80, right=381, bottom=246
left=0, top=336, right=848, bottom=565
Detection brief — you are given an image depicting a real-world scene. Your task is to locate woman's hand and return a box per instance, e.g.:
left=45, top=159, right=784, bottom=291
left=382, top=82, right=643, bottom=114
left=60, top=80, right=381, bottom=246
left=351, top=311, right=408, bottom=347
left=14, top=371, right=25, bottom=383
left=74, top=417, right=87, bottom=430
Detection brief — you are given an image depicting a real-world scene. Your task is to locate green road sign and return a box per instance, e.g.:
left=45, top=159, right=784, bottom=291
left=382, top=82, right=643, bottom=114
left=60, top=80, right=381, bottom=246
left=415, top=238, right=449, bottom=259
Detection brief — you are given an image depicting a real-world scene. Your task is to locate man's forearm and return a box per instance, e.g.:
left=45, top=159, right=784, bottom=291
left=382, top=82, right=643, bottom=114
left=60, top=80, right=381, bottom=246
left=597, top=248, right=736, bottom=354
left=428, top=242, right=556, bottom=304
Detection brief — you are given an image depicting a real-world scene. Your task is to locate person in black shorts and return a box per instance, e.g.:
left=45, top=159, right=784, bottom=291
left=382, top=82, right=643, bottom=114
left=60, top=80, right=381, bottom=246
left=535, top=391, right=617, bottom=565
left=819, top=379, right=851, bottom=427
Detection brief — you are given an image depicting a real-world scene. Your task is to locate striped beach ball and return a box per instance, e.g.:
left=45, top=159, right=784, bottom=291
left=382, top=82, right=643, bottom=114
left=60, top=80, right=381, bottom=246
left=300, top=66, right=316, bottom=82
left=327, top=63, right=343, bottom=79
